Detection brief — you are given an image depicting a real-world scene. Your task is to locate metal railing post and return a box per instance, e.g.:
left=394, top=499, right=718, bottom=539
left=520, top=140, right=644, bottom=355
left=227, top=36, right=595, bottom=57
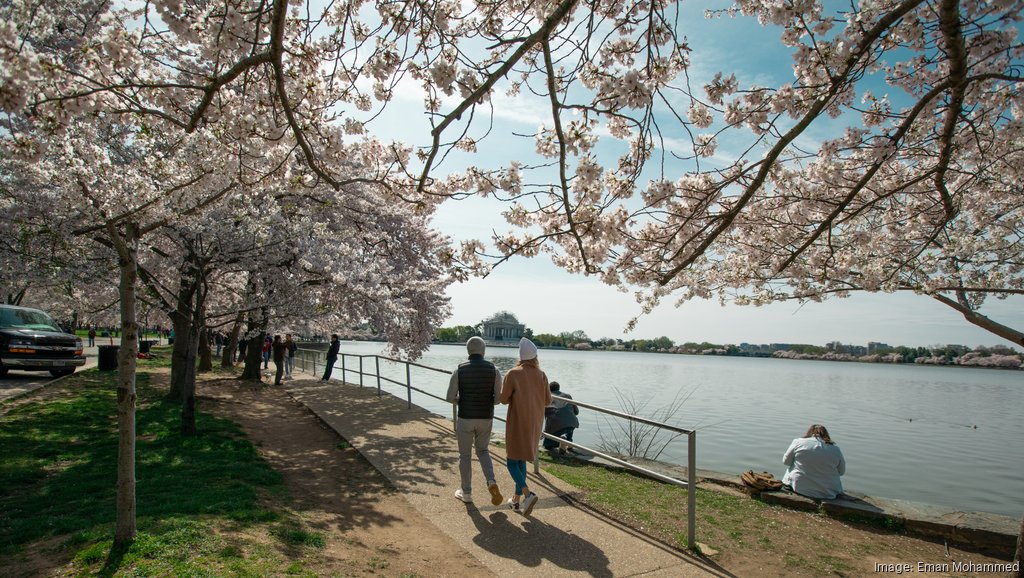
left=341, top=355, right=346, bottom=383
left=313, top=351, right=318, bottom=377
left=359, top=356, right=364, bottom=387
left=375, top=356, right=381, bottom=397
left=406, top=363, right=412, bottom=409
left=688, top=431, right=696, bottom=549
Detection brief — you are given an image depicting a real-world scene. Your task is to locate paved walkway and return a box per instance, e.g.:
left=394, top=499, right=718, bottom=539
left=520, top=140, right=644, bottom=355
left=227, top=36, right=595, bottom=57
left=285, top=374, right=727, bottom=577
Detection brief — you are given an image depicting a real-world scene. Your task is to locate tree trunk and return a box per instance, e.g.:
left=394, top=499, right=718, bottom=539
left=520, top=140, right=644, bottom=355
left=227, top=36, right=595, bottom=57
left=239, top=333, right=265, bottom=380
left=221, top=312, right=243, bottom=368
left=112, top=221, right=140, bottom=548
left=197, top=324, right=213, bottom=372
left=168, top=307, right=192, bottom=400
left=239, top=313, right=267, bottom=381
left=181, top=269, right=207, bottom=436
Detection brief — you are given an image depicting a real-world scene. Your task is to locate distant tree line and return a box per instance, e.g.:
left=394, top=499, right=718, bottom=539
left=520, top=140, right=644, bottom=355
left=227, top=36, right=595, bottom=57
left=433, top=325, right=1022, bottom=369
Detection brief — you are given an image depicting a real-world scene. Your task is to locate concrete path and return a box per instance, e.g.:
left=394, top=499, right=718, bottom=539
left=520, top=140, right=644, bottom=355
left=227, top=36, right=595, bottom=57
left=285, top=375, right=727, bottom=577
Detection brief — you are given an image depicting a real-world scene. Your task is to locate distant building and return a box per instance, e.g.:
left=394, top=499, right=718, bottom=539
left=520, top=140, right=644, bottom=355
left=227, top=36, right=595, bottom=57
left=867, top=341, right=890, bottom=354
left=481, top=311, right=525, bottom=342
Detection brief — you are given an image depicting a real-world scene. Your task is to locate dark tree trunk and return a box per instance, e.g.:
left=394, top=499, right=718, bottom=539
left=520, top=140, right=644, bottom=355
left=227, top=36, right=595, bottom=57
left=197, top=324, right=213, bottom=372
left=239, top=318, right=267, bottom=381
left=239, top=333, right=265, bottom=381
left=180, top=264, right=208, bottom=436
left=168, top=308, right=193, bottom=400
left=112, top=222, right=139, bottom=547
left=221, top=312, right=243, bottom=367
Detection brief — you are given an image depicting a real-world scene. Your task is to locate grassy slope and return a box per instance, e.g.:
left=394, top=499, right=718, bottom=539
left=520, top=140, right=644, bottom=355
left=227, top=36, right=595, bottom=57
left=0, top=357, right=325, bottom=577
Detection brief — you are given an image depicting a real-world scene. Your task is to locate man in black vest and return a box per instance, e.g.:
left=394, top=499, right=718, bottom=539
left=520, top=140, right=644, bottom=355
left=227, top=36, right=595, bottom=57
left=446, top=336, right=504, bottom=505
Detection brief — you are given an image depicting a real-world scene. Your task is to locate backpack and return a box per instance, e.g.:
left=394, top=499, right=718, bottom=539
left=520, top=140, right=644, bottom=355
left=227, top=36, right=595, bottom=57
left=741, top=470, right=783, bottom=492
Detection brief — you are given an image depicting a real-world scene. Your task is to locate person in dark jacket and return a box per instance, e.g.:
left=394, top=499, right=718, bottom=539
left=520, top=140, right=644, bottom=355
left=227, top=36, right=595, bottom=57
left=284, top=334, right=297, bottom=379
left=236, top=336, right=248, bottom=363
left=543, top=381, right=580, bottom=453
left=271, top=335, right=288, bottom=385
left=320, top=334, right=340, bottom=382
left=445, top=336, right=504, bottom=506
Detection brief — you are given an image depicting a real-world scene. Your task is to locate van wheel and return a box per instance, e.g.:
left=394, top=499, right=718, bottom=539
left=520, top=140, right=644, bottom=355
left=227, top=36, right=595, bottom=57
left=50, top=369, right=75, bottom=377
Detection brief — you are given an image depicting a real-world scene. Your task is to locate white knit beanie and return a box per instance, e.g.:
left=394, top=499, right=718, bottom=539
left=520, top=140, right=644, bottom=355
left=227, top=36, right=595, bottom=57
left=466, top=336, right=486, bottom=356
left=518, top=337, right=538, bottom=361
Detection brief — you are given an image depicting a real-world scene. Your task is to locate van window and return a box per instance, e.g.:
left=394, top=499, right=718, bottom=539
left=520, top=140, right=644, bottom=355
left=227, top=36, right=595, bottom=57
left=0, top=308, right=62, bottom=332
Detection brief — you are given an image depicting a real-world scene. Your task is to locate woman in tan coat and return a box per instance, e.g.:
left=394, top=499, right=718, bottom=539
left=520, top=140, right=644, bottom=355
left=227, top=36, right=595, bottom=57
left=499, top=338, right=552, bottom=516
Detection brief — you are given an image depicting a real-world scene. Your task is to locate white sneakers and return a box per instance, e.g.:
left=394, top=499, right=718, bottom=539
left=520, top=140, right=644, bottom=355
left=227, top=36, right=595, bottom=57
left=455, top=489, right=473, bottom=503
left=506, top=492, right=539, bottom=516
left=521, top=492, right=539, bottom=516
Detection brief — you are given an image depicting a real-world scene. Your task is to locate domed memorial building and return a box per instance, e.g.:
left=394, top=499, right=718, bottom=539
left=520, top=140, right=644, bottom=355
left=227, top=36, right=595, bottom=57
left=481, top=311, right=525, bottom=342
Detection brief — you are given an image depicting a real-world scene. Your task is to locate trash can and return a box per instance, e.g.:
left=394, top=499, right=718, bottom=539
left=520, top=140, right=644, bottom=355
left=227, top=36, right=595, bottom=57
left=139, top=340, right=154, bottom=353
left=98, top=345, right=119, bottom=371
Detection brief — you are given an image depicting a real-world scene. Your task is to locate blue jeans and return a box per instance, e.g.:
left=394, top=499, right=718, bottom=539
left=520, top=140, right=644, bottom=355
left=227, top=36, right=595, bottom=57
left=506, top=459, right=528, bottom=496
left=322, top=355, right=338, bottom=381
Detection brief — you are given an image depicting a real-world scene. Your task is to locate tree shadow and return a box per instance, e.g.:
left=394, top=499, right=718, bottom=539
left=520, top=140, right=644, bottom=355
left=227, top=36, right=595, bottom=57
left=97, top=540, right=128, bottom=578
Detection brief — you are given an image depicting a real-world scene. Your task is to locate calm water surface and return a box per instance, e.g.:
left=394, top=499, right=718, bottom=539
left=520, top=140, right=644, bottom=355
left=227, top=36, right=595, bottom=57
left=329, top=341, right=1024, bottom=518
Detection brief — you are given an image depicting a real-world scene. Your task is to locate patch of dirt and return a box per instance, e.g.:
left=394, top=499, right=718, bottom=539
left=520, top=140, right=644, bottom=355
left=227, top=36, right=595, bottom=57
left=198, top=376, right=491, bottom=577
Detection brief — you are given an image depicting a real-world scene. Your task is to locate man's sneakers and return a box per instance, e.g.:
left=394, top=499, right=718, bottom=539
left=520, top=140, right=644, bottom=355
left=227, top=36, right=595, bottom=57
left=521, top=492, right=539, bottom=516
left=507, top=497, right=520, bottom=513
left=487, top=482, right=503, bottom=506
left=455, top=489, right=472, bottom=503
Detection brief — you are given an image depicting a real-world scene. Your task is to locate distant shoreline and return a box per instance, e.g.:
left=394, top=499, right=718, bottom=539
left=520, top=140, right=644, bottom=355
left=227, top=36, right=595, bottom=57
left=322, top=337, right=1023, bottom=371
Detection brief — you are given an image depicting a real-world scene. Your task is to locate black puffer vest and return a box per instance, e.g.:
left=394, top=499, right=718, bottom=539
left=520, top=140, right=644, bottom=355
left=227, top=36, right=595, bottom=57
left=456, top=356, right=497, bottom=419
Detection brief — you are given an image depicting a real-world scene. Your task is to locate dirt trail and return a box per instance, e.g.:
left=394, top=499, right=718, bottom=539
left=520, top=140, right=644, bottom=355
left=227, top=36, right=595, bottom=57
left=201, top=377, right=492, bottom=577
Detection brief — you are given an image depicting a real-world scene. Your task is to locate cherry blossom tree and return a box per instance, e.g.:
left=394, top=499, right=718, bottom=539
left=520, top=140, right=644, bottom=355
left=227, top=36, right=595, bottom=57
left=5, top=0, right=1021, bottom=345
left=418, top=0, right=1024, bottom=347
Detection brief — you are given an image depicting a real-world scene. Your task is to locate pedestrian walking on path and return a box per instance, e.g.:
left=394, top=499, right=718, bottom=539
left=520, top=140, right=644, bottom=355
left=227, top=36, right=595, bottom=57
left=499, top=337, right=551, bottom=516
left=446, top=336, right=504, bottom=506
left=262, top=335, right=272, bottom=369
left=272, top=335, right=288, bottom=386
left=320, top=334, right=340, bottom=382
left=284, top=334, right=297, bottom=379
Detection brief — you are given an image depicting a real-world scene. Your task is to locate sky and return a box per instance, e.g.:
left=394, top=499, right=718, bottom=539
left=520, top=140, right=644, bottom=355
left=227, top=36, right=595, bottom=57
left=369, top=2, right=1024, bottom=350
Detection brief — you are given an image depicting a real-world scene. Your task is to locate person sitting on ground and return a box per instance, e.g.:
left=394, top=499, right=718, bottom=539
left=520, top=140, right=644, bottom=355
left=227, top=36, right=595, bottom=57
left=542, top=381, right=579, bottom=454
left=782, top=424, right=846, bottom=500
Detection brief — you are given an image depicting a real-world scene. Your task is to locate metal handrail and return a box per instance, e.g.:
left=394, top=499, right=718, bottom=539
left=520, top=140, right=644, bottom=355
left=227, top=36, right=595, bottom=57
left=293, top=345, right=697, bottom=548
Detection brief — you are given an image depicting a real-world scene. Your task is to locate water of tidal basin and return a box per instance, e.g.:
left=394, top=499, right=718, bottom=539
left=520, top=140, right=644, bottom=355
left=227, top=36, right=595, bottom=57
left=332, top=341, right=1023, bottom=518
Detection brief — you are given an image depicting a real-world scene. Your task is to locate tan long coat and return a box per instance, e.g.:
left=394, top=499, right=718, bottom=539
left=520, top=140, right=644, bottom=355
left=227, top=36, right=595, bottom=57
left=499, top=360, right=552, bottom=461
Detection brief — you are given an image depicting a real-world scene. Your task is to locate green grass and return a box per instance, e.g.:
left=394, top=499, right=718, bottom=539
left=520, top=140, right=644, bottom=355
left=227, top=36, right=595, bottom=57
left=541, top=453, right=769, bottom=551
left=0, top=361, right=327, bottom=576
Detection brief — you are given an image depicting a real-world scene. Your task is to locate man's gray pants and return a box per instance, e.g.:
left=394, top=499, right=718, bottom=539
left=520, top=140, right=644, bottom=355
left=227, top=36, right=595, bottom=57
left=456, top=417, right=496, bottom=494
